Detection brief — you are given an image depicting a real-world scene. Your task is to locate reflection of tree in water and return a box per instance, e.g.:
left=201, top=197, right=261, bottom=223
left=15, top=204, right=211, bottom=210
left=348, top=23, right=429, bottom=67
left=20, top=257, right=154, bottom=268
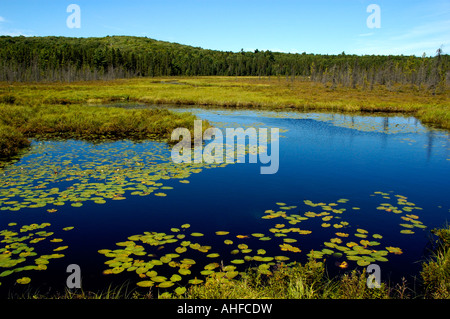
left=383, top=117, right=389, bottom=133
left=426, top=130, right=434, bottom=161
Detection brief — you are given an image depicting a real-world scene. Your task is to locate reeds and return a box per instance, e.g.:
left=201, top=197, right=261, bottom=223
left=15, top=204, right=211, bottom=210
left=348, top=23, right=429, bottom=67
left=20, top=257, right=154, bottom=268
left=0, top=103, right=204, bottom=158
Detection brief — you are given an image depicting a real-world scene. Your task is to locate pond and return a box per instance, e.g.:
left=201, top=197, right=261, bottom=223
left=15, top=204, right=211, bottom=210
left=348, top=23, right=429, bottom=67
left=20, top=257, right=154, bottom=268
left=0, top=106, right=449, bottom=296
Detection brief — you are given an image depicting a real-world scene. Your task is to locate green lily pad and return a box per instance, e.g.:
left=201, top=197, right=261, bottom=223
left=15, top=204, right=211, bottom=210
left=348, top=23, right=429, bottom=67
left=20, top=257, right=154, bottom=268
left=190, top=232, right=204, bottom=237
left=215, top=231, right=229, bottom=236
left=136, top=280, right=154, bottom=287
left=257, top=249, right=266, bottom=255
left=251, top=233, right=265, bottom=238
left=152, top=276, right=167, bottom=283
left=16, top=277, right=31, bottom=285
left=158, top=281, right=174, bottom=288
left=200, top=270, right=214, bottom=276
left=175, top=287, right=186, bottom=295
left=274, top=256, right=289, bottom=261
left=226, top=271, right=239, bottom=279
left=178, top=268, right=191, bottom=276
left=188, top=278, right=203, bottom=285
left=180, top=258, right=196, bottom=265
left=357, top=260, right=371, bottom=267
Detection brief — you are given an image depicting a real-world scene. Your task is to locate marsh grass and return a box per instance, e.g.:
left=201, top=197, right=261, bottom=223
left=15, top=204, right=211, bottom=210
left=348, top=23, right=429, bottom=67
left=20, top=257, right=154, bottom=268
left=1, top=76, right=448, bottom=128
left=420, top=226, right=450, bottom=298
left=0, top=102, right=205, bottom=158
left=185, top=259, right=391, bottom=299
left=0, top=124, right=30, bottom=158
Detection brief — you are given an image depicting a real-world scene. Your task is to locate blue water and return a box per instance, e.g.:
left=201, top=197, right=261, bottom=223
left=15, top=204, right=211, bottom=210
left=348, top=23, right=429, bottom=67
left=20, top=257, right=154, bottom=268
left=0, top=108, right=448, bottom=296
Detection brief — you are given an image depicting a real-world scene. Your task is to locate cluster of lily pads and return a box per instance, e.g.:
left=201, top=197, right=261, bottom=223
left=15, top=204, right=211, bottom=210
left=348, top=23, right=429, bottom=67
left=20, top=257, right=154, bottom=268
left=98, top=223, right=299, bottom=295
left=0, top=222, right=73, bottom=286
left=372, top=192, right=426, bottom=235
left=98, top=190, right=427, bottom=294
left=259, top=191, right=426, bottom=268
left=0, top=140, right=230, bottom=212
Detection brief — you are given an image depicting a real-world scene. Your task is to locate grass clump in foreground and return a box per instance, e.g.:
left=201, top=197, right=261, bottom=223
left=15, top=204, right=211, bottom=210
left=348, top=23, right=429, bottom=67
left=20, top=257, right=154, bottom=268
left=21, top=226, right=450, bottom=300
left=420, top=226, right=450, bottom=298
left=0, top=124, right=31, bottom=157
left=0, top=103, right=205, bottom=159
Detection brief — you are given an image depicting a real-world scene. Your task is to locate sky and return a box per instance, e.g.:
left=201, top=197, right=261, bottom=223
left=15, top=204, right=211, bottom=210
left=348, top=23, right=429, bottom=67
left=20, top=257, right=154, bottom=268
left=0, top=0, right=449, bottom=56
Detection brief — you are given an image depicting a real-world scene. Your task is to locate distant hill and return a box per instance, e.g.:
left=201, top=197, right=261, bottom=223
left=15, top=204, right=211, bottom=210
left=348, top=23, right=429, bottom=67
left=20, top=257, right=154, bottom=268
left=0, top=35, right=447, bottom=90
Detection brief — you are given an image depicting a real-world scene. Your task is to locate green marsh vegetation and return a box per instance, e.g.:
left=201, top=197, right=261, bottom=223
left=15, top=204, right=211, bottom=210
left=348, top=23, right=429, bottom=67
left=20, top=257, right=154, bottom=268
left=0, top=100, right=205, bottom=159
left=0, top=75, right=448, bottom=159
left=0, top=35, right=448, bottom=154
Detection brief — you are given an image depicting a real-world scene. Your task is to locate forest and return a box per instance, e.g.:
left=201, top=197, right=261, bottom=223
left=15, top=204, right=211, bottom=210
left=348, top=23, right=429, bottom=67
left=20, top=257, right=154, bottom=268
left=0, top=35, right=448, bottom=91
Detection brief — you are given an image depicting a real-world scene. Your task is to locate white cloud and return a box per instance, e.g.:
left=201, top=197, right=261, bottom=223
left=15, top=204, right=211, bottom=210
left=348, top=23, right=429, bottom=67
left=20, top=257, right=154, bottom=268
left=352, top=19, right=450, bottom=56
left=390, top=19, right=450, bottom=41
left=0, top=16, right=5, bottom=23
left=358, top=32, right=374, bottom=37
left=0, top=27, right=34, bottom=37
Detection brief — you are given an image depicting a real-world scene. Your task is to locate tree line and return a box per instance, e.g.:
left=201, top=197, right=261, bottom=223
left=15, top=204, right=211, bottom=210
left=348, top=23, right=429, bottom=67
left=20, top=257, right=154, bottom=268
left=0, top=35, right=448, bottom=91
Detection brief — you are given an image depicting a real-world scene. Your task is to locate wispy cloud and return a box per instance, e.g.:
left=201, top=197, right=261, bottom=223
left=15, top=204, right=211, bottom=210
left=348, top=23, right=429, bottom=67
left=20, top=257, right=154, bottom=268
left=353, top=18, right=450, bottom=56
left=0, top=16, right=5, bottom=23
left=390, top=19, right=450, bottom=41
left=358, top=32, right=374, bottom=37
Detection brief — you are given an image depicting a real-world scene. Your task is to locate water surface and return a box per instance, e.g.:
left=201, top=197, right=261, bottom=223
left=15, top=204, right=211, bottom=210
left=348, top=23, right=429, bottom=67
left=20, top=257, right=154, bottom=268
left=0, top=107, right=448, bottom=296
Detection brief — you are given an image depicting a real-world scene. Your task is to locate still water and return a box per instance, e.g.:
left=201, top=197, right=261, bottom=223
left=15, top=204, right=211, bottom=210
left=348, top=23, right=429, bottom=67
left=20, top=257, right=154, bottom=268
left=0, top=107, right=448, bottom=296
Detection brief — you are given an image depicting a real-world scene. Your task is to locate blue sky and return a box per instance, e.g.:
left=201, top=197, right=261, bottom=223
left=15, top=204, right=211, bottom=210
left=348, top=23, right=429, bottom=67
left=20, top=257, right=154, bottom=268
left=0, top=0, right=449, bottom=56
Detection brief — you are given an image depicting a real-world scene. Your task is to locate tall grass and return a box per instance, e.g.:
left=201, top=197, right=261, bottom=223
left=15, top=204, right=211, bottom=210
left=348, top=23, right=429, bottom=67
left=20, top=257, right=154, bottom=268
left=0, top=103, right=205, bottom=158
left=1, top=77, right=448, bottom=129
left=0, top=124, right=30, bottom=157
left=420, top=226, right=450, bottom=298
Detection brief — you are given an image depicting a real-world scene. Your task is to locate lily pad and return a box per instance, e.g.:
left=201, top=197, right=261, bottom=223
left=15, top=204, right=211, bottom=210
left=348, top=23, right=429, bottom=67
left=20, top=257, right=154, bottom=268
left=136, top=280, right=154, bottom=287
left=188, top=278, right=204, bottom=285
left=251, top=233, right=265, bottom=238
left=16, top=277, right=31, bottom=285
left=190, top=232, right=204, bottom=237
left=178, top=268, right=191, bottom=276
left=175, top=287, right=186, bottom=295
left=158, top=281, right=174, bottom=288
left=215, top=231, right=229, bottom=236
